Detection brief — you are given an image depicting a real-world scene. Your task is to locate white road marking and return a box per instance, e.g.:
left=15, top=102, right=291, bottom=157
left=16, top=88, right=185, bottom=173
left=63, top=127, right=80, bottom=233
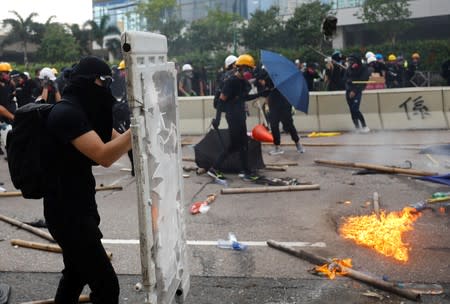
left=101, top=239, right=326, bottom=247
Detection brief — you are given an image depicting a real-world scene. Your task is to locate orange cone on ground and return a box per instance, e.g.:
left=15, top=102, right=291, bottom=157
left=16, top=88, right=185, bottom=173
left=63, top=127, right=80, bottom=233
left=252, top=124, right=273, bottom=143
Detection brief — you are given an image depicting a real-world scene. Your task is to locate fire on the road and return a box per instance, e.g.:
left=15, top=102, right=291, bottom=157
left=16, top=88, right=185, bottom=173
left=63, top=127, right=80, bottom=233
left=339, top=207, right=420, bottom=262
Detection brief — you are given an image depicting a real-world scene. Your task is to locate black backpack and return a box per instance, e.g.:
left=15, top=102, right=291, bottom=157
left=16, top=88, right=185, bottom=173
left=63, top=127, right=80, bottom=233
left=6, top=102, right=55, bottom=199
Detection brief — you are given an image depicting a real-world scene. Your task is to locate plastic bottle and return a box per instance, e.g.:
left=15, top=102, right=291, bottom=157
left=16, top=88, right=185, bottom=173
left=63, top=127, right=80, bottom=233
left=432, top=192, right=450, bottom=198
left=217, top=232, right=247, bottom=251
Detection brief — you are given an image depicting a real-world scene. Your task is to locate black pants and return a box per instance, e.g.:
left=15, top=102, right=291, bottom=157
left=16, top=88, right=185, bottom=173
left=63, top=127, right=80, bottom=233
left=213, top=110, right=249, bottom=173
left=44, top=210, right=119, bottom=303
left=345, top=90, right=366, bottom=128
left=269, top=104, right=299, bottom=146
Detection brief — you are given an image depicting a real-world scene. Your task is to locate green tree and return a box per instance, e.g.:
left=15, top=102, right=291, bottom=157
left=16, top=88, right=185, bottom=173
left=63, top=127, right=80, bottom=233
left=186, top=9, right=240, bottom=53
left=137, top=0, right=177, bottom=31
left=355, top=0, right=412, bottom=46
left=284, top=1, right=333, bottom=50
left=242, top=6, right=284, bottom=52
left=68, top=23, right=91, bottom=56
left=105, top=37, right=121, bottom=61
left=36, top=23, right=80, bottom=63
left=84, top=15, right=121, bottom=52
left=1, top=11, right=40, bottom=66
left=137, top=0, right=185, bottom=57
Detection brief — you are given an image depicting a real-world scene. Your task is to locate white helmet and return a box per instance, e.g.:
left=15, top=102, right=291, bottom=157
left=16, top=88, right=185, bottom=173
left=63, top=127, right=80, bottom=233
left=367, top=56, right=377, bottom=64
left=38, top=67, right=56, bottom=81
left=365, top=51, right=375, bottom=59
left=224, top=55, right=237, bottom=68
left=182, top=64, right=193, bottom=72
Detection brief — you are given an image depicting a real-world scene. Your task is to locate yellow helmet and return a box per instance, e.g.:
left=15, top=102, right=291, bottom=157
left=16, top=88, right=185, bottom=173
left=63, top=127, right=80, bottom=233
left=388, top=54, right=397, bottom=61
left=51, top=68, right=58, bottom=75
left=236, top=54, right=255, bottom=68
left=118, top=60, right=126, bottom=70
left=412, top=52, right=420, bottom=59
left=0, top=62, right=12, bottom=72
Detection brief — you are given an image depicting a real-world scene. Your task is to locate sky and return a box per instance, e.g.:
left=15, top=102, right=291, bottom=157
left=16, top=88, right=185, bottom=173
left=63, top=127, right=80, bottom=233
left=0, top=0, right=93, bottom=26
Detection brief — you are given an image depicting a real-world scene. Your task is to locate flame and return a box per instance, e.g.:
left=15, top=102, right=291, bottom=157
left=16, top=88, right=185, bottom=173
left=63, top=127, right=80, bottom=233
left=339, top=207, right=420, bottom=262
left=315, top=258, right=352, bottom=279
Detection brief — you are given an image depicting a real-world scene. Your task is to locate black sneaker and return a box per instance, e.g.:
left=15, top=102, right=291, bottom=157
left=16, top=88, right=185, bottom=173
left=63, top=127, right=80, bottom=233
left=242, top=172, right=260, bottom=182
left=207, top=168, right=226, bottom=180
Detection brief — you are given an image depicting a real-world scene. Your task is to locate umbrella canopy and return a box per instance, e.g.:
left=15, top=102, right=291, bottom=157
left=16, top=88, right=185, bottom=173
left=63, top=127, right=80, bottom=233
left=194, top=129, right=265, bottom=173
left=260, top=49, right=309, bottom=114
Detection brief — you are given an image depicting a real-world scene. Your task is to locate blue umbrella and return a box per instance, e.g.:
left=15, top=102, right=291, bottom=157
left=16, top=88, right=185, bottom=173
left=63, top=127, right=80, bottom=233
left=260, top=50, right=309, bottom=114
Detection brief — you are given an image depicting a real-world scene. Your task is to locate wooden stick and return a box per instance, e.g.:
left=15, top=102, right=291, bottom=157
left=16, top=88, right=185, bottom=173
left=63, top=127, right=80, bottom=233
left=264, top=165, right=288, bottom=171
left=11, top=239, right=61, bottom=253
left=266, top=240, right=421, bottom=301
left=314, top=159, right=437, bottom=176
left=221, top=184, right=320, bottom=194
left=11, top=239, right=113, bottom=260
left=182, top=157, right=195, bottom=162
left=19, top=294, right=90, bottom=304
left=0, top=185, right=123, bottom=198
left=0, top=214, right=54, bottom=242
left=265, top=162, right=298, bottom=166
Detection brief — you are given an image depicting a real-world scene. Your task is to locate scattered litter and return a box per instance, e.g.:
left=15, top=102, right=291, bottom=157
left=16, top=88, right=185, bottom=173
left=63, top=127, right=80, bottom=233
left=190, top=194, right=217, bottom=215
left=254, top=176, right=304, bottom=186
left=183, top=174, right=190, bottom=178
left=134, top=282, right=143, bottom=291
left=0, top=186, right=5, bottom=192
left=217, top=232, right=247, bottom=251
left=362, top=290, right=384, bottom=300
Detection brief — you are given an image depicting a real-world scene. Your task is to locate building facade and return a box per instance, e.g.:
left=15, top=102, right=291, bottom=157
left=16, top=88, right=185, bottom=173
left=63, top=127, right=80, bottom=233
left=92, top=0, right=450, bottom=49
left=93, top=0, right=145, bottom=31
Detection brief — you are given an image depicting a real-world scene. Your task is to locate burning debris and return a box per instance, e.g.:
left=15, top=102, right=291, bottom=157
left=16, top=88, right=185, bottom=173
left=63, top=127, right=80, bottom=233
left=339, top=207, right=420, bottom=262
left=313, top=258, right=352, bottom=279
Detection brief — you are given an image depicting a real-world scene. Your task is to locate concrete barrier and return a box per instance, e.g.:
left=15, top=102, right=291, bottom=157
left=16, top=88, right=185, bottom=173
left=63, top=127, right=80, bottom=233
left=378, top=87, right=447, bottom=130
left=177, top=87, right=450, bottom=135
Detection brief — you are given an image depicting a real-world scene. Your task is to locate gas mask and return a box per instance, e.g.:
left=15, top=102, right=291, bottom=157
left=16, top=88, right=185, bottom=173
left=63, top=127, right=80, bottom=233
left=240, top=66, right=254, bottom=81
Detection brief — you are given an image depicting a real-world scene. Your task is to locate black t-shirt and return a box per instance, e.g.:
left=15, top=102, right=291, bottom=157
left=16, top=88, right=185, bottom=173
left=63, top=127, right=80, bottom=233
left=221, top=75, right=250, bottom=115
left=44, top=100, right=98, bottom=216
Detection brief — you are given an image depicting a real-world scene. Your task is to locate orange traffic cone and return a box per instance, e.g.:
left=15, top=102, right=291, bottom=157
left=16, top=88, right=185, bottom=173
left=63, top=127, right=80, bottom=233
left=252, top=124, right=273, bottom=143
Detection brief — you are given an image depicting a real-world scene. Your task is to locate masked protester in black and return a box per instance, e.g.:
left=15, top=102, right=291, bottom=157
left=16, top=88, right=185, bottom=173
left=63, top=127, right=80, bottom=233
left=44, top=56, right=132, bottom=304
left=207, top=54, right=268, bottom=181
left=256, top=71, right=304, bottom=155
left=345, top=54, right=370, bottom=133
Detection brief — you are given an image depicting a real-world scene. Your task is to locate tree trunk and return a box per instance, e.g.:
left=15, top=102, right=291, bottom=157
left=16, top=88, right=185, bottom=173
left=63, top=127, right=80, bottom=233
left=23, top=41, right=28, bottom=68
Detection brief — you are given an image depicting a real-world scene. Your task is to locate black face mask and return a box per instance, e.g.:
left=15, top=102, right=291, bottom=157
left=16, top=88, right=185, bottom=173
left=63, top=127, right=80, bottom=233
left=65, top=77, right=116, bottom=143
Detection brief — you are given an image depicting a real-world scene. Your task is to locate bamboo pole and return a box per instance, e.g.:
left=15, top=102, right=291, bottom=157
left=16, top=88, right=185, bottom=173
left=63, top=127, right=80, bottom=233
left=0, top=214, right=54, bottom=242
left=264, top=165, right=288, bottom=171
left=221, top=184, right=320, bottom=194
left=0, top=185, right=123, bottom=198
left=10, top=239, right=113, bottom=260
left=20, top=294, right=90, bottom=304
left=265, top=162, right=298, bottom=166
left=266, top=240, right=421, bottom=301
left=314, top=159, right=437, bottom=176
